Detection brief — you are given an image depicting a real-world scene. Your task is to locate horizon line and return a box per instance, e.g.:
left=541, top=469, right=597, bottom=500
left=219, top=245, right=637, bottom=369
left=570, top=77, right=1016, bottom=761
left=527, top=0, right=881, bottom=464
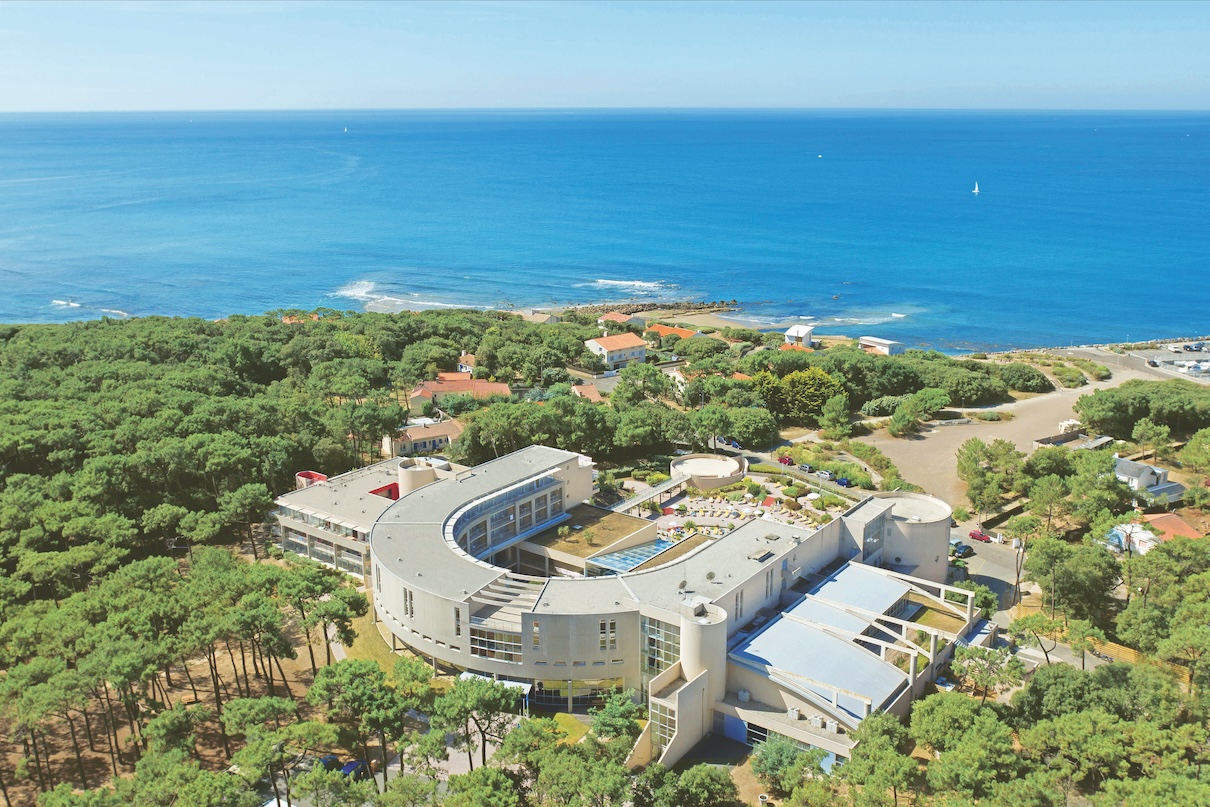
left=1, top=105, right=1208, bottom=116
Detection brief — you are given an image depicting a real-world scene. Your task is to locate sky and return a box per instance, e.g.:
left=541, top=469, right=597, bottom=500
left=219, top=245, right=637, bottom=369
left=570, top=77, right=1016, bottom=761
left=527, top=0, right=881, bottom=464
left=0, top=0, right=1206, bottom=112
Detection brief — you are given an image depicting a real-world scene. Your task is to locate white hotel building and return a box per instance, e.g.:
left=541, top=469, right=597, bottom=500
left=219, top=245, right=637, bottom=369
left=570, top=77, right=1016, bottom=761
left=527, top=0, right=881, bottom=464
left=295, top=445, right=992, bottom=769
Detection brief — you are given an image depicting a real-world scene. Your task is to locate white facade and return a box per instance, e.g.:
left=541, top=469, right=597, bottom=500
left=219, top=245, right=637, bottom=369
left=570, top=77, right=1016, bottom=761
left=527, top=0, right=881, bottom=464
left=859, top=336, right=906, bottom=356
left=784, top=324, right=815, bottom=347
left=367, top=446, right=978, bottom=768
left=585, top=334, right=647, bottom=370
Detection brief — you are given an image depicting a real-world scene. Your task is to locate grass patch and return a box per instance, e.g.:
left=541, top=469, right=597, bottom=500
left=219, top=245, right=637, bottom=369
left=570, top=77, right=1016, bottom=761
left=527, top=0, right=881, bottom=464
left=345, top=612, right=402, bottom=678
left=553, top=712, right=590, bottom=745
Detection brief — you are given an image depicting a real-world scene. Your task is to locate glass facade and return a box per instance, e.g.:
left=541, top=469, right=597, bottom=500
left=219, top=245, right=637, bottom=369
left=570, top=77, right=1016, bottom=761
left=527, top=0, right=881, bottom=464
left=469, top=627, right=523, bottom=664
left=531, top=677, right=623, bottom=711
left=642, top=616, right=681, bottom=680
left=651, top=701, right=677, bottom=755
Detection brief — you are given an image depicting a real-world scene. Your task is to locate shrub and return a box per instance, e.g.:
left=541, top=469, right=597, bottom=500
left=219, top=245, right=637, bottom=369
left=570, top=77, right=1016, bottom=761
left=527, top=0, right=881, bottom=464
left=972, top=411, right=1002, bottom=421
left=969, top=352, right=988, bottom=360
left=646, top=472, right=671, bottom=485
left=783, top=498, right=802, bottom=511
left=999, top=362, right=1054, bottom=393
left=1053, top=365, right=1087, bottom=388
left=1070, top=358, right=1111, bottom=381
left=953, top=506, right=971, bottom=521
left=782, top=486, right=802, bottom=498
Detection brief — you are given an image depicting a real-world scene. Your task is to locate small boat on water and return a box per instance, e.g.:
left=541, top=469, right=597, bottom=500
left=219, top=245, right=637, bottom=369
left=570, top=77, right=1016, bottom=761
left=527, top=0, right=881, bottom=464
left=972, top=181, right=980, bottom=195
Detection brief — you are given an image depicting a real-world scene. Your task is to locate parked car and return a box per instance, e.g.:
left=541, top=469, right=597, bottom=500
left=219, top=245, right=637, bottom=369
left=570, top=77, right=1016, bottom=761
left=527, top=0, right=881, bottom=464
left=1146, top=359, right=1160, bottom=367
left=292, top=754, right=341, bottom=774
left=798, top=464, right=814, bottom=472
left=816, top=470, right=835, bottom=481
left=836, top=478, right=852, bottom=488
left=968, top=529, right=992, bottom=543
left=949, top=539, right=973, bottom=558
left=778, top=455, right=793, bottom=466
left=340, top=760, right=372, bottom=782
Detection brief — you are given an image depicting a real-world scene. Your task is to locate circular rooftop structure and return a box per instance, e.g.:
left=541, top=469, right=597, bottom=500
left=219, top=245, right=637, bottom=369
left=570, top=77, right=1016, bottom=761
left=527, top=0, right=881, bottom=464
left=872, top=491, right=952, bottom=524
left=670, top=453, right=748, bottom=491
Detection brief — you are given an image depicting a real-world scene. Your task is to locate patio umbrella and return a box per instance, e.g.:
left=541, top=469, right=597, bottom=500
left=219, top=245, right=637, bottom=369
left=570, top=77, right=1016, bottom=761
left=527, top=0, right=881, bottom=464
left=806, top=493, right=821, bottom=500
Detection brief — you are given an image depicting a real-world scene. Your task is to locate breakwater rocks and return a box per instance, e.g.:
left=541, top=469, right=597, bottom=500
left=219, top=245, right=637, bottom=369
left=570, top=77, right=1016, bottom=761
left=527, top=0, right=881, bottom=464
left=563, top=300, right=738, bottom=317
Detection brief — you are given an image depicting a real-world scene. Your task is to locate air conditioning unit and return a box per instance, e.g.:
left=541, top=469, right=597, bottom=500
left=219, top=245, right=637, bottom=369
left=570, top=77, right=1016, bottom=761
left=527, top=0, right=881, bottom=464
left=737, top=689, right=750, bottom=703
left=809, top=714, right=823, bottom=728
left=787, top=707, right=800, bottom=720
left=825, top=719, right=838, bottom=734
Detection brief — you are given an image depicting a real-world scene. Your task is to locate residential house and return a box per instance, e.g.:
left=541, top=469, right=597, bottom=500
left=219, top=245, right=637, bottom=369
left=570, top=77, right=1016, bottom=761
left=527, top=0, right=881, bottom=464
left=1114, top=457, right=1187, bottom=504
left=570, top=384, right=603, bottom=402
left=382, top=419, right=465, bottom=457
left=784, top=324, right=815, bottom=348
left=457, top=352, right=477, bottom=373
left=520, top=310, right=561, bottom=325
left=859, top=336, right=906, bottom=356
left=645, top=323, right=703, bottom=343
left=598, top=311, right=645, bottom=328
left=585, top=332, right=647, bottom=370
left=1142, top=512, right=1203, bottom=542
left=408, top=376, right=512, bottom=415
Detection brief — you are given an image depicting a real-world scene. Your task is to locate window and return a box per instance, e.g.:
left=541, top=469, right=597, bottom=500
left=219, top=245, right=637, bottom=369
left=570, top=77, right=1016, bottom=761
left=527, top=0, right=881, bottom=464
left=532, top=619, right=541, bottom=650
left=375, top=564, right=381, bottom=592
left=599, top=620, right=608, bottom=651
left=735, top=590, right=744, bottom=620
left=642, top=616, right=681, bottom=677
left=609, top=619, right=617, bottom=650
left=470, top=628, right=522, bottom=664
left=403, top=588, right=414, bottom=619
left=765, top=568, right=774, bottom=599
left=454, top=607, right=461, bottom=638
left=651, top=701, right=677, bottom=754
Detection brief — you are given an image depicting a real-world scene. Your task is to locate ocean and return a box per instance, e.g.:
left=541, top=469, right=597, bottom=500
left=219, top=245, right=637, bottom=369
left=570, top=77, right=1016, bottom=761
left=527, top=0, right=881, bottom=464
left=1, top=110, right=1206, bottom=351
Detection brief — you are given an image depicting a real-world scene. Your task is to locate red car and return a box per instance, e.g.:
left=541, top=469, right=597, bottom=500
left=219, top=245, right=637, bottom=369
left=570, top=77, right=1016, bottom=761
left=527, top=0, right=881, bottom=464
left=778, top=456, right=793, bottom=465
left=968, top=529, right=992, bottom=543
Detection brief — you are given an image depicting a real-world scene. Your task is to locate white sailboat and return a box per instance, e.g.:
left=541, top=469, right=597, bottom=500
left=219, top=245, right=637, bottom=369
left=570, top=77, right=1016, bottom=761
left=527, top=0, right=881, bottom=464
left=972, top=181, right=980, bottom=195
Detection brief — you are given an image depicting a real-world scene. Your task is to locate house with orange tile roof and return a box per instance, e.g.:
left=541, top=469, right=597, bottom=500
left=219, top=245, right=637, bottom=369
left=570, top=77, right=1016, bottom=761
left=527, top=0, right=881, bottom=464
left=383, top=419, right=465, bottom=457
left=585, top=332, right=647, bottom=370
left=779, top=343, right=813, bottom=352
left=571, top=384, right=603, bottom=402
left=1142, top=512, right=1204, bottom=542
left=408, top=377, right=512, bottom=414
left=597, top=311, right=645, bottom=328
left=645, top=323, right=703, bottom=342
left=457, top=351, right=477, bottom=373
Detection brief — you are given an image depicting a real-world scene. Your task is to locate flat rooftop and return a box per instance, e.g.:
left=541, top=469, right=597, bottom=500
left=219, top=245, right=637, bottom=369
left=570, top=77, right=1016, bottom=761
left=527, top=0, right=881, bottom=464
left=729, top=564, right=911, bottom=722
left=277, top=458, right=407, bottom=529
left=523, top=505, right=649, bottom=559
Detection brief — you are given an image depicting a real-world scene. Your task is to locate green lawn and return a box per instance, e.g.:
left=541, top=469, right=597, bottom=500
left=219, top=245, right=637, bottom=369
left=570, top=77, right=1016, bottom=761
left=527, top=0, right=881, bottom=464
left=344, top=612, right=401, bottom=678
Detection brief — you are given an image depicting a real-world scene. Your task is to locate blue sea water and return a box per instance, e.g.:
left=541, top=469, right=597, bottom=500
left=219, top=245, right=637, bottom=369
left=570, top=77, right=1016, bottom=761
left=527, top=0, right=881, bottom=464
left=1, top=110, right=1207, bottom=351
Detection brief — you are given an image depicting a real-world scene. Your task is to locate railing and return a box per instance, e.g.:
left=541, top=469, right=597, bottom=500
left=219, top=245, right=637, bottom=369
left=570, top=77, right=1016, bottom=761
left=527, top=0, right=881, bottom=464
left=610, top=474, right=692, bottom=513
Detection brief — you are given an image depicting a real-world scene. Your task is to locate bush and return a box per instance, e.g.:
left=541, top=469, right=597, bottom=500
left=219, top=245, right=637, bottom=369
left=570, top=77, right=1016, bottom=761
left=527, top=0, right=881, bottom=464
left=1053, top=365, right=1087, bottom=388
left=999, top=362, right=1054, bottom=393
left=969, top=352, right=988, bottom=360
left=783, top=498, right=802, bottom=511
left=972, top=411, right=1002, bottom=421
left=1070, top=358, right=1111, bottom=381
left=953, top=506, right=971, bottom=521
left=646, top=472, right=671, bottom=485
left=782, top=486, right=802, bottom=498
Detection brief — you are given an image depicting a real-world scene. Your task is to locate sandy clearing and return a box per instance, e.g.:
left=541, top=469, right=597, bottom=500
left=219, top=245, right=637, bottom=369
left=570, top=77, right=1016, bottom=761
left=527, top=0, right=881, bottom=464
left=856, top=367, right=1151, bottom=507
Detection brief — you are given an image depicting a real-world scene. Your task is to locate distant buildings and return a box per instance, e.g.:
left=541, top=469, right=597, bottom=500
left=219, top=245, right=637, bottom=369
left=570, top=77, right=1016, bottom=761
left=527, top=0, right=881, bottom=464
left=585, top=332, right=647, bottom=370
left=520, top=310, right=561, bottom=325
left=859, top=336, right=905, bottom=356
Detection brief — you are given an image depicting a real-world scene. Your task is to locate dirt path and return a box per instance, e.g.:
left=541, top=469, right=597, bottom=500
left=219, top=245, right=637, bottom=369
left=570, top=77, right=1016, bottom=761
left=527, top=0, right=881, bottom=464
left=857, top=367, right=1150, bottom=507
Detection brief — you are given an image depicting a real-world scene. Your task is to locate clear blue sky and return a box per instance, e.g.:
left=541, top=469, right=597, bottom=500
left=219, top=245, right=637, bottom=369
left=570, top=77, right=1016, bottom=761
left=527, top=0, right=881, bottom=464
left=1, top=0, right=1206, bottom=111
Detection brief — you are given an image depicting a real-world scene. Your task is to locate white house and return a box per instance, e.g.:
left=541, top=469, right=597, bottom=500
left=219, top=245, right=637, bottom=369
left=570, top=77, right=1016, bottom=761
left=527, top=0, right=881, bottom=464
left=585, top=332, right=647, bottom=370
left=1114, top=457, right=1186, bottom=503
left=784, top=324, right=815, bottom=347
left=859, top=336, right=905, bottom=356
